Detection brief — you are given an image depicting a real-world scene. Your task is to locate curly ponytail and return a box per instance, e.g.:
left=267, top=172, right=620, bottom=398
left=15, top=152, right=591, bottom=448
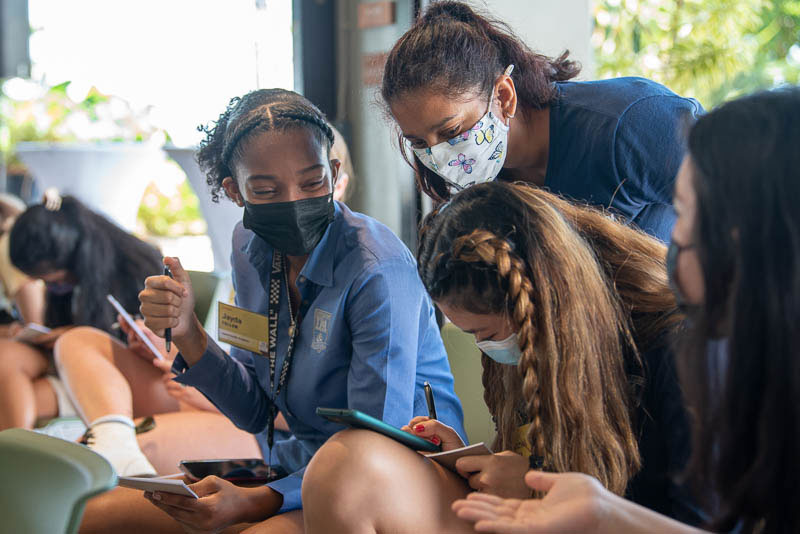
left=382, top=1, right=579, bottom=202
left=383, top=1, right=579, bottom=109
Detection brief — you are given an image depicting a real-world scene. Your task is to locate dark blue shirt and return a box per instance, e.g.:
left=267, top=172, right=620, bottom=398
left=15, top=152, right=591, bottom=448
left=173, top=202, right=466, bottom=512
left=543, top=77, right=703, bottom=242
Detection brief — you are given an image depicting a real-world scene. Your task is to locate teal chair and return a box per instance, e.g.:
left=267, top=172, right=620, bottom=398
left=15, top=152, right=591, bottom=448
left=440, top=323, right=496, bottom=446
left=0, top=428, right=117, bottom=534
left=187, top=270, right=224, bottom=325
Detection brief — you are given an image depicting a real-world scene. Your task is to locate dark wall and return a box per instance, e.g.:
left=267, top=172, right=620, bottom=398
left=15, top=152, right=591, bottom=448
left=292, top=0, right=337, bottom=119
left=0, top=0, right=30, bottom=78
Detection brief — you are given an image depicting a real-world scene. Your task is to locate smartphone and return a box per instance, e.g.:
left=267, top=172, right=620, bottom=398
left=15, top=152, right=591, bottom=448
left=106, top=294, right=164, bottom=360
left=179, top=459, right=286, bottom=484
left=14, top=323, right=52, bottom=343
left=316, top=407, right=442, bottom=453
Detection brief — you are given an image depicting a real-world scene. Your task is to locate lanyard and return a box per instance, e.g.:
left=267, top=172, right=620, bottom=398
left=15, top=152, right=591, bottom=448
left=265, top=249, right=300, bottom=450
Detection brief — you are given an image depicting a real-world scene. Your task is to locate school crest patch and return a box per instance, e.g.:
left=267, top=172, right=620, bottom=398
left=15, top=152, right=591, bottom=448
left=311, top=308, right=332, bottom=353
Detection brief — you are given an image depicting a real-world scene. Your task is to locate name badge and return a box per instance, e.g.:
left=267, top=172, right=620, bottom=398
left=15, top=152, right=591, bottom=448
left=218, top=302, right=269, bottom=354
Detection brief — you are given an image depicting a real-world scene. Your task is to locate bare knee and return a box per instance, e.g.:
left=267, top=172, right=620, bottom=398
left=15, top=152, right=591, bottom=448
left=0, top=339, right=48, bottom=377
left=303, top=430, right=472, bottom=534
left=303, top=430, right=427, bottom=526
left=305, top=429, right=409, bottom=492
left=54, top=326, right=110, bottom=368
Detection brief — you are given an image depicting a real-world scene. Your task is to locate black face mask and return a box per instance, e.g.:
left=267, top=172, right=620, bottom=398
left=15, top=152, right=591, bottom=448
left=242, top=194, right=334, bottom=256
left=666, top=238, right=698, bottom=314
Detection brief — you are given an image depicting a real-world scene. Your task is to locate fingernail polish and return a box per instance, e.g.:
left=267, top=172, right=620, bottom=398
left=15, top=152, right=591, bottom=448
left=415, top=424, right=425, bottom=433
left=432, top=436, right=441, bottom=445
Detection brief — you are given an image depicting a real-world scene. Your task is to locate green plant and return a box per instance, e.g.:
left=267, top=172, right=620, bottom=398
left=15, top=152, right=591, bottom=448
left=0, top=80, right=163, bottom=172
left=1, top=79, right=203, bottom=238
left=593, top=0, right=800, bottom=108
left=137, top=178, right=206, bottom=237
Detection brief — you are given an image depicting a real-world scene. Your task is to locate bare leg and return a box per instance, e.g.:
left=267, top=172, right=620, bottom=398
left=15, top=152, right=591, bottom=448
left=302, top=429, right=474, bottom=534
left=239, top=510, right=303, bottom=533
left=137, top=411, right=260, bottom=475
left=80, top=487, right=302, bottom=534
left=33, top=376, right=58, bottom=420
left=0, top=338, right=53, bottom=429
left=54, top=326, right=179, bottom=423
left=80, top=486, right=184, bottom=534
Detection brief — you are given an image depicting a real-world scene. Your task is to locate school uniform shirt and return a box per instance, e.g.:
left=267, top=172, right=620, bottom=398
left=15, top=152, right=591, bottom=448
left=172, top=201, right=466, bottom=513
left=540, top=77, right=703, bottom=242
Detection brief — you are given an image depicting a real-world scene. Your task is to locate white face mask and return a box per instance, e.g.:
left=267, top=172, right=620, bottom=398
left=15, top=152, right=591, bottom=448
left=411, top=65, right=514, bottom=191
left=475, top=333, right=521, bottom=365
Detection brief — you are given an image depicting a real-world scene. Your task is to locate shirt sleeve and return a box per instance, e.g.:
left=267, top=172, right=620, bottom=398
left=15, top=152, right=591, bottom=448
left=264, top=435, right=319, bottom=513
left=172, top=338, right=273, bottom=434
left=345, top=257, right=425, bottom=427
left=614, top=95, right=703, bottom=241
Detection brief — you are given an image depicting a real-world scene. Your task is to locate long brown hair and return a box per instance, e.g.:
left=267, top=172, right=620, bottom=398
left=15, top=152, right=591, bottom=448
left=418, top=182, right=680, bottom=494
left=382, top=1, right=580, bottom=202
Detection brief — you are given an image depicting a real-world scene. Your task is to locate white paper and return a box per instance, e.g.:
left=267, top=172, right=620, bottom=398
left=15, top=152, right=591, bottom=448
left=118, top=476, right=198, bottom=498
left=424, top=442, right=493, bottom=473
left=107, top=294, right=164, bottom=361
left=14, top=323, right=52, bottom=342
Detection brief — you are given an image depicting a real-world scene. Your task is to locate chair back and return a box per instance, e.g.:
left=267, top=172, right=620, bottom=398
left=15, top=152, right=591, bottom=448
left=0, top=429, right=117, bottom=534
left=187, top=270, right=224, bottom=325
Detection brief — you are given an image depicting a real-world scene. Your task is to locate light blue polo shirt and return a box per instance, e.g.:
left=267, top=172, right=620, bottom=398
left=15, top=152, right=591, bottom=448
left=173, top=201, right=466, bottom=512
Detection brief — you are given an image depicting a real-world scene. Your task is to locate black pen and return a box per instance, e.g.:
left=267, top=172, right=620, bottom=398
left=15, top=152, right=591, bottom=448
left=423, top=381, right=437, bottom=420
left=164, top=265, right=173, bottom=352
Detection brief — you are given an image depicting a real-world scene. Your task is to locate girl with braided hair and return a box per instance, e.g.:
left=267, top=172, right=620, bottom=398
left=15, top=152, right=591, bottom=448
left=302, top=181, right=701, bottom=533
left=81, top=88, right=464, bottom=534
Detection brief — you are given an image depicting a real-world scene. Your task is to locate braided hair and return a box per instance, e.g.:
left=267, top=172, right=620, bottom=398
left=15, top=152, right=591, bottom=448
left=418, top=182, right=681, bottom=494
left=196, top=88, right=335, bottom=202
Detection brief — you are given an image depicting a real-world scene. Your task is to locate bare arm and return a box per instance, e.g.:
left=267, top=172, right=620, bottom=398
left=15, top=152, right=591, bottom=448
left=13, top=280, right=45, bottom=325
left=453, top=471, right=706, bottom=534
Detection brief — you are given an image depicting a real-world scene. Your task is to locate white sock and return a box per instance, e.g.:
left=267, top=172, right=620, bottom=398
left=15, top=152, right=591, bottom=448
left=86, top=415, right=157, bottom=477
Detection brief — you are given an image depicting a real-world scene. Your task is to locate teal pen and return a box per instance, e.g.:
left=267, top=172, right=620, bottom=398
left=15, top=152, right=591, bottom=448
left=164, top=265, right=173, bottom=352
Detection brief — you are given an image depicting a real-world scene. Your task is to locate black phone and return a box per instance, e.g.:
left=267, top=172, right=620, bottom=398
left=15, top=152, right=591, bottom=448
left=179, top=459, right=286, bottom=484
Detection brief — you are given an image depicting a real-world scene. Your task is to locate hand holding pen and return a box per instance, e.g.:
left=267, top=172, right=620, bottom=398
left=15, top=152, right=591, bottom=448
left=163, top=265, right=173, bottom=353
left=139, top=257, right=207, bottom=364
left=401, top=382, right=466, bottom=451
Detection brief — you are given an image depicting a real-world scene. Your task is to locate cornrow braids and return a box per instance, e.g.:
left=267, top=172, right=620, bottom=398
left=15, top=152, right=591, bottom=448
left=196, top=89, right=335, bottom=202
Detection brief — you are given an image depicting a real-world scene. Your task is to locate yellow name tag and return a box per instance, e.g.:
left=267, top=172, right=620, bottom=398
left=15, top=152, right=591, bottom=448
left=218, top=302, right=269, bottom=354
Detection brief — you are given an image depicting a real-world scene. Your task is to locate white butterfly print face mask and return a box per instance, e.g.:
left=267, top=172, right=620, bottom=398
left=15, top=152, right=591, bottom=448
left=411, top=67, right=512, bottom=191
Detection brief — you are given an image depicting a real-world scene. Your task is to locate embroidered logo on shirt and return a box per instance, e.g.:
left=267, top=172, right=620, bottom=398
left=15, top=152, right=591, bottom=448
left=311, top=308, right=332, bottom=353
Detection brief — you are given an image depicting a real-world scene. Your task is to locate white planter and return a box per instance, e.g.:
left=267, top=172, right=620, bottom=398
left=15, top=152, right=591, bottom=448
left=15, top=142, right=165, bottom=231
left=163, top=146, right=242, bottom=273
